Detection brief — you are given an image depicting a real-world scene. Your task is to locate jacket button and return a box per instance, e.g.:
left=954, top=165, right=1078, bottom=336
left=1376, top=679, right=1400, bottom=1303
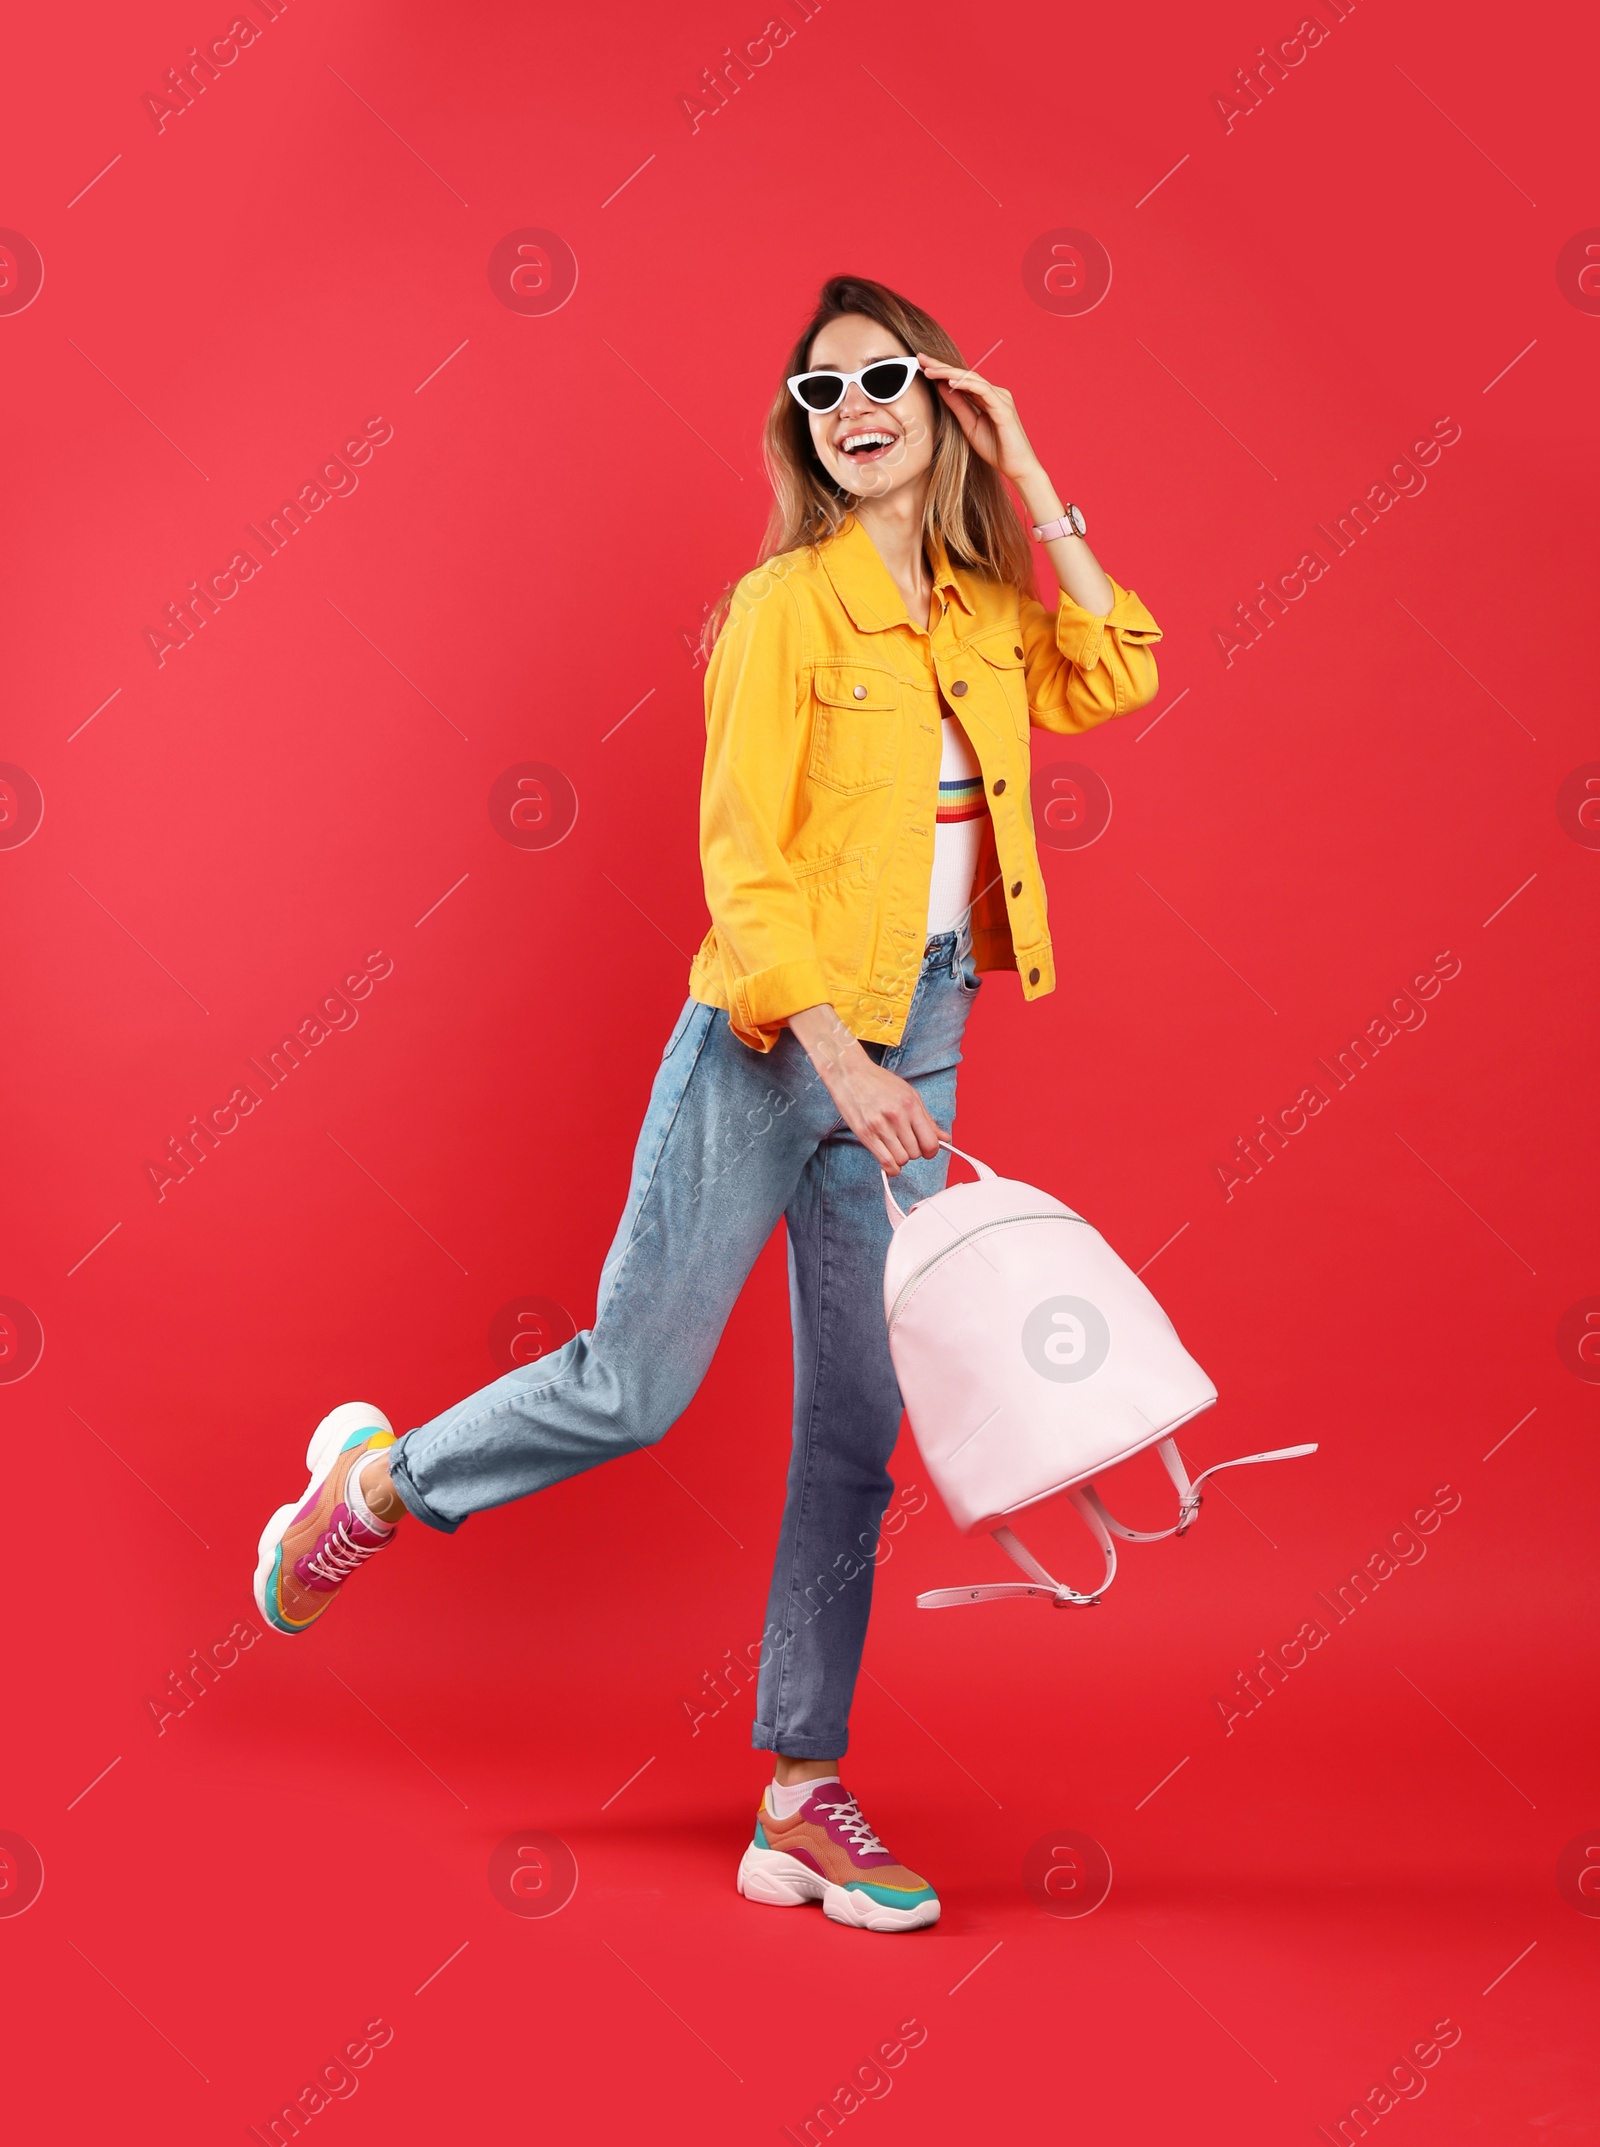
left=853, top=684, right=867, bottom=699
left=992, top=778, right=1006, bottom=795
left=1028, top=966, right=1040, bottom=985
left=1010, top=879, right=1022, bottom=897
left=950, top=679, right=968, bottom=697
left=1013, top=645, right=1024, bottom=659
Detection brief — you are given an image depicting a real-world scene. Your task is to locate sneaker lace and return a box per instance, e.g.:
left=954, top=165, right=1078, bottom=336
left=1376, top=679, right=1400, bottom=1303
left=305, top=1517, right=384, bottom=1584
left=819, top=1792, right=886, bottom=1857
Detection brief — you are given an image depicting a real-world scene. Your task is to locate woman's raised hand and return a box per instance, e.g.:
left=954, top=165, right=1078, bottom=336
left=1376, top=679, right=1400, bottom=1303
left=915, top=353, right=1043, bottom=487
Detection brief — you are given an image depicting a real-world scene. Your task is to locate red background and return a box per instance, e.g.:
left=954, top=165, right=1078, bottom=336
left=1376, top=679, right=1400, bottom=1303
left=3, top=0, right=1597, bottom=2139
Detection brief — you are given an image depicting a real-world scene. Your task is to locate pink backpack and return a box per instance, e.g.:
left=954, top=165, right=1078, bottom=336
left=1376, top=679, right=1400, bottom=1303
left=882, top=1142, right=1315, bottom=1608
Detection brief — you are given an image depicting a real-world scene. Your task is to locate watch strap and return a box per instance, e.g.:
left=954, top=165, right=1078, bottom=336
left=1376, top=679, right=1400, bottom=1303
left=1031, top=506, right=1085, bottom=541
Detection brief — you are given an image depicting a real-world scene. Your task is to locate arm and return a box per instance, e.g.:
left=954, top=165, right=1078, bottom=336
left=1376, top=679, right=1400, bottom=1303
left=704, top=575, right=944, bottom=1166
left=1017, top=581, right=1162, bottom=733
left=916, top=353, right=1162, bottom=728
left=1012, top=467, right=1115, bottom=617
left=699, top=577, right=829, bottom=1052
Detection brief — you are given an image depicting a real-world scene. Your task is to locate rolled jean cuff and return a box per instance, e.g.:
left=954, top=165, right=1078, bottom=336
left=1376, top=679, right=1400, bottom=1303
left=750, top=1719, right=850, bottom=1761
left=387, top=1437, right=461, bottom=1533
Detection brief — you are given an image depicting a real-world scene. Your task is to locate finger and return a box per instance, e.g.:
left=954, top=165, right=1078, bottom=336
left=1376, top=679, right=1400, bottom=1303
left=859, top=1117, right=899, bottom=1173
left=911, top=1103, right=944, bottom=1158
left=934, top=385, right=990, bottom=447
left=889, top=1108, right=934, bottom=1166
left=933, top=380, right=979, bottom=424
left=950, top=388, right=1014, bottom=437
left=935, top=383, right=1006, bottom=449
left=932, top=370, right=996, bottom=407
left=877, top=1120, right=914, bottom=1173
left=922, top=357, right=1008, bottom=406
left=916, top=350, right=988, bottom=382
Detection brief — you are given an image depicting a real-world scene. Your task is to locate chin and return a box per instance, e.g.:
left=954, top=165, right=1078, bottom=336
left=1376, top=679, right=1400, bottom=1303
left=836, top=465, right=907, bottom=500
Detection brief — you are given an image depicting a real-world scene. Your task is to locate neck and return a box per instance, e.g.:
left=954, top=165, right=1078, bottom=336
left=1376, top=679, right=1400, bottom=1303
left=852, top=475, right=933, bottom=621
left=852, top=477, right=929, bottom=572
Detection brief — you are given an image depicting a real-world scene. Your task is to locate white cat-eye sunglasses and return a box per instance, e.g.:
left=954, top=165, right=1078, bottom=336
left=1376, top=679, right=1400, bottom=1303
left=785, top=355, right=922, bottom=414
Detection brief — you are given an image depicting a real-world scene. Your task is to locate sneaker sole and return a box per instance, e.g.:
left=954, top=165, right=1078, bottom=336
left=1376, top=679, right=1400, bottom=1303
left=253, top=1403, right=395, bottom=1636
left=736, top=1843, right=940, bottom=1933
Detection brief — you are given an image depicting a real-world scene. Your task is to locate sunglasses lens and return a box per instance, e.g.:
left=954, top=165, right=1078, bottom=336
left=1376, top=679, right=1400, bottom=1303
left=862, top=360, right=915, bottom=402
left=794, top=373, right=844, bottom=412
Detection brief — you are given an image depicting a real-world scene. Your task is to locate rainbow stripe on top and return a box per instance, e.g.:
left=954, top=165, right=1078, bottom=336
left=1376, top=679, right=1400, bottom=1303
left=936, top=774, right=987, bottom=823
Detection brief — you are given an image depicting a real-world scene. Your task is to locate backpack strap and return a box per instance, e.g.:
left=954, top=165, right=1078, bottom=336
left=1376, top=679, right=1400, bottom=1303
left=916, top=1441, right=1318, bottom=1609
left=917, top=1494, right=1116, bottom=1610
left=1081, top=1437, right=1318, bottom=1543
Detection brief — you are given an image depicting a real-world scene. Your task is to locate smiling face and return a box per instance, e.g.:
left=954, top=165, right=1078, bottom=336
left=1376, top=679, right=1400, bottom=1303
left=805, top=312, right=937, bottom=502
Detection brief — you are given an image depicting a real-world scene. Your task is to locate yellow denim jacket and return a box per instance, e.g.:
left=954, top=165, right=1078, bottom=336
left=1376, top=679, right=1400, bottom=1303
left=688, top=513, right=1161, bottom=1051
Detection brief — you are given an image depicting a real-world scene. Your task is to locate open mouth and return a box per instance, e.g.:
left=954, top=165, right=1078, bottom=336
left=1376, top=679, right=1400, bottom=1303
left=838, top=429, right=898, bottom=464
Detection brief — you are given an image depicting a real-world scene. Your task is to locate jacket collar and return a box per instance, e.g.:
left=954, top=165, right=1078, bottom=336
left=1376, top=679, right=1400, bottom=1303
left=819, top=513, right=974, bottom=635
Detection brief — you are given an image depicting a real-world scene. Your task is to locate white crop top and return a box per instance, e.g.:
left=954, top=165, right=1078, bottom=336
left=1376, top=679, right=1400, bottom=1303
left=926, top=709, right=987, bottom=936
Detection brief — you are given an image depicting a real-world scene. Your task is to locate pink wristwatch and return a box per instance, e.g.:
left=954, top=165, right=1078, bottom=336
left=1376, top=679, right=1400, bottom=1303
left=1031, top=504, right=1087, bottom=541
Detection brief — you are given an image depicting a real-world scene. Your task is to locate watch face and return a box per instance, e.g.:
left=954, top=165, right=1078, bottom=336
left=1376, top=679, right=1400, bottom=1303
left=1068, top=505, right=1086, bottom=536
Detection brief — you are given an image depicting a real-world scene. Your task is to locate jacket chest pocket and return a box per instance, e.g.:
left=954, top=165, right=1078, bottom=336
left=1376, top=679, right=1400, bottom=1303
left=807, top=665, right=903, bottom=795
left=965, top=631, right=1030, bottom=742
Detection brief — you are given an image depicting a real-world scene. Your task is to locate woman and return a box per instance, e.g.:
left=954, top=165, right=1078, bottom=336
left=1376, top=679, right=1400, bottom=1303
left=254, top=275, right=1161, bottom=1934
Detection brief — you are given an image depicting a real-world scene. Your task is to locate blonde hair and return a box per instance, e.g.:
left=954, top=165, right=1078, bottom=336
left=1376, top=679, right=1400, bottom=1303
left=701, top=275, right=1036, bottom=656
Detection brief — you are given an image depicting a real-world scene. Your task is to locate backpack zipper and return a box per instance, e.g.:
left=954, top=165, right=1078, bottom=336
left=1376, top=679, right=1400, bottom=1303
left=887, top=1211, right=1087, bottom=1332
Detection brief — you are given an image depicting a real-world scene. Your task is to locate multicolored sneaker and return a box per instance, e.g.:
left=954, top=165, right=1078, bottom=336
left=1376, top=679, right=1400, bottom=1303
left=736, top=1782, right=940, bottom=1933
left=254, top=1404, right=399, bottom=1636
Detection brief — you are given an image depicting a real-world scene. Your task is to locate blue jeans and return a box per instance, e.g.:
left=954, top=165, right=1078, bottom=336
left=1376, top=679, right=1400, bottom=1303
left=389, top=927, right=981, bottom=1758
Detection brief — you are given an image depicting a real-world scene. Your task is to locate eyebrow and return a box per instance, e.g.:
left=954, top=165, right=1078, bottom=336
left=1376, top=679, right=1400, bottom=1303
left=805, top=352, right=909, bottom=371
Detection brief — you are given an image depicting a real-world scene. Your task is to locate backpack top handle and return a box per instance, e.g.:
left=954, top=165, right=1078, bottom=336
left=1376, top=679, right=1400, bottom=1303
left=881, top=1137, right=995, bottom=1229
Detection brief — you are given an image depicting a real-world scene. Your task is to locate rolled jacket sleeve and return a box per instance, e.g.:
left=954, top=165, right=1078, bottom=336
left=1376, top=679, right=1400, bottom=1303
left=699, top=575, right=828, bottom=1052
left=1021, top=577, right=1163, bottom=733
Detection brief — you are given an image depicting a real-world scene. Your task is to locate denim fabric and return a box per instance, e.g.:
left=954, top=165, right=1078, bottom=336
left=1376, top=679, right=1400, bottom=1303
left=389, top=926, right=981, bottom=1758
